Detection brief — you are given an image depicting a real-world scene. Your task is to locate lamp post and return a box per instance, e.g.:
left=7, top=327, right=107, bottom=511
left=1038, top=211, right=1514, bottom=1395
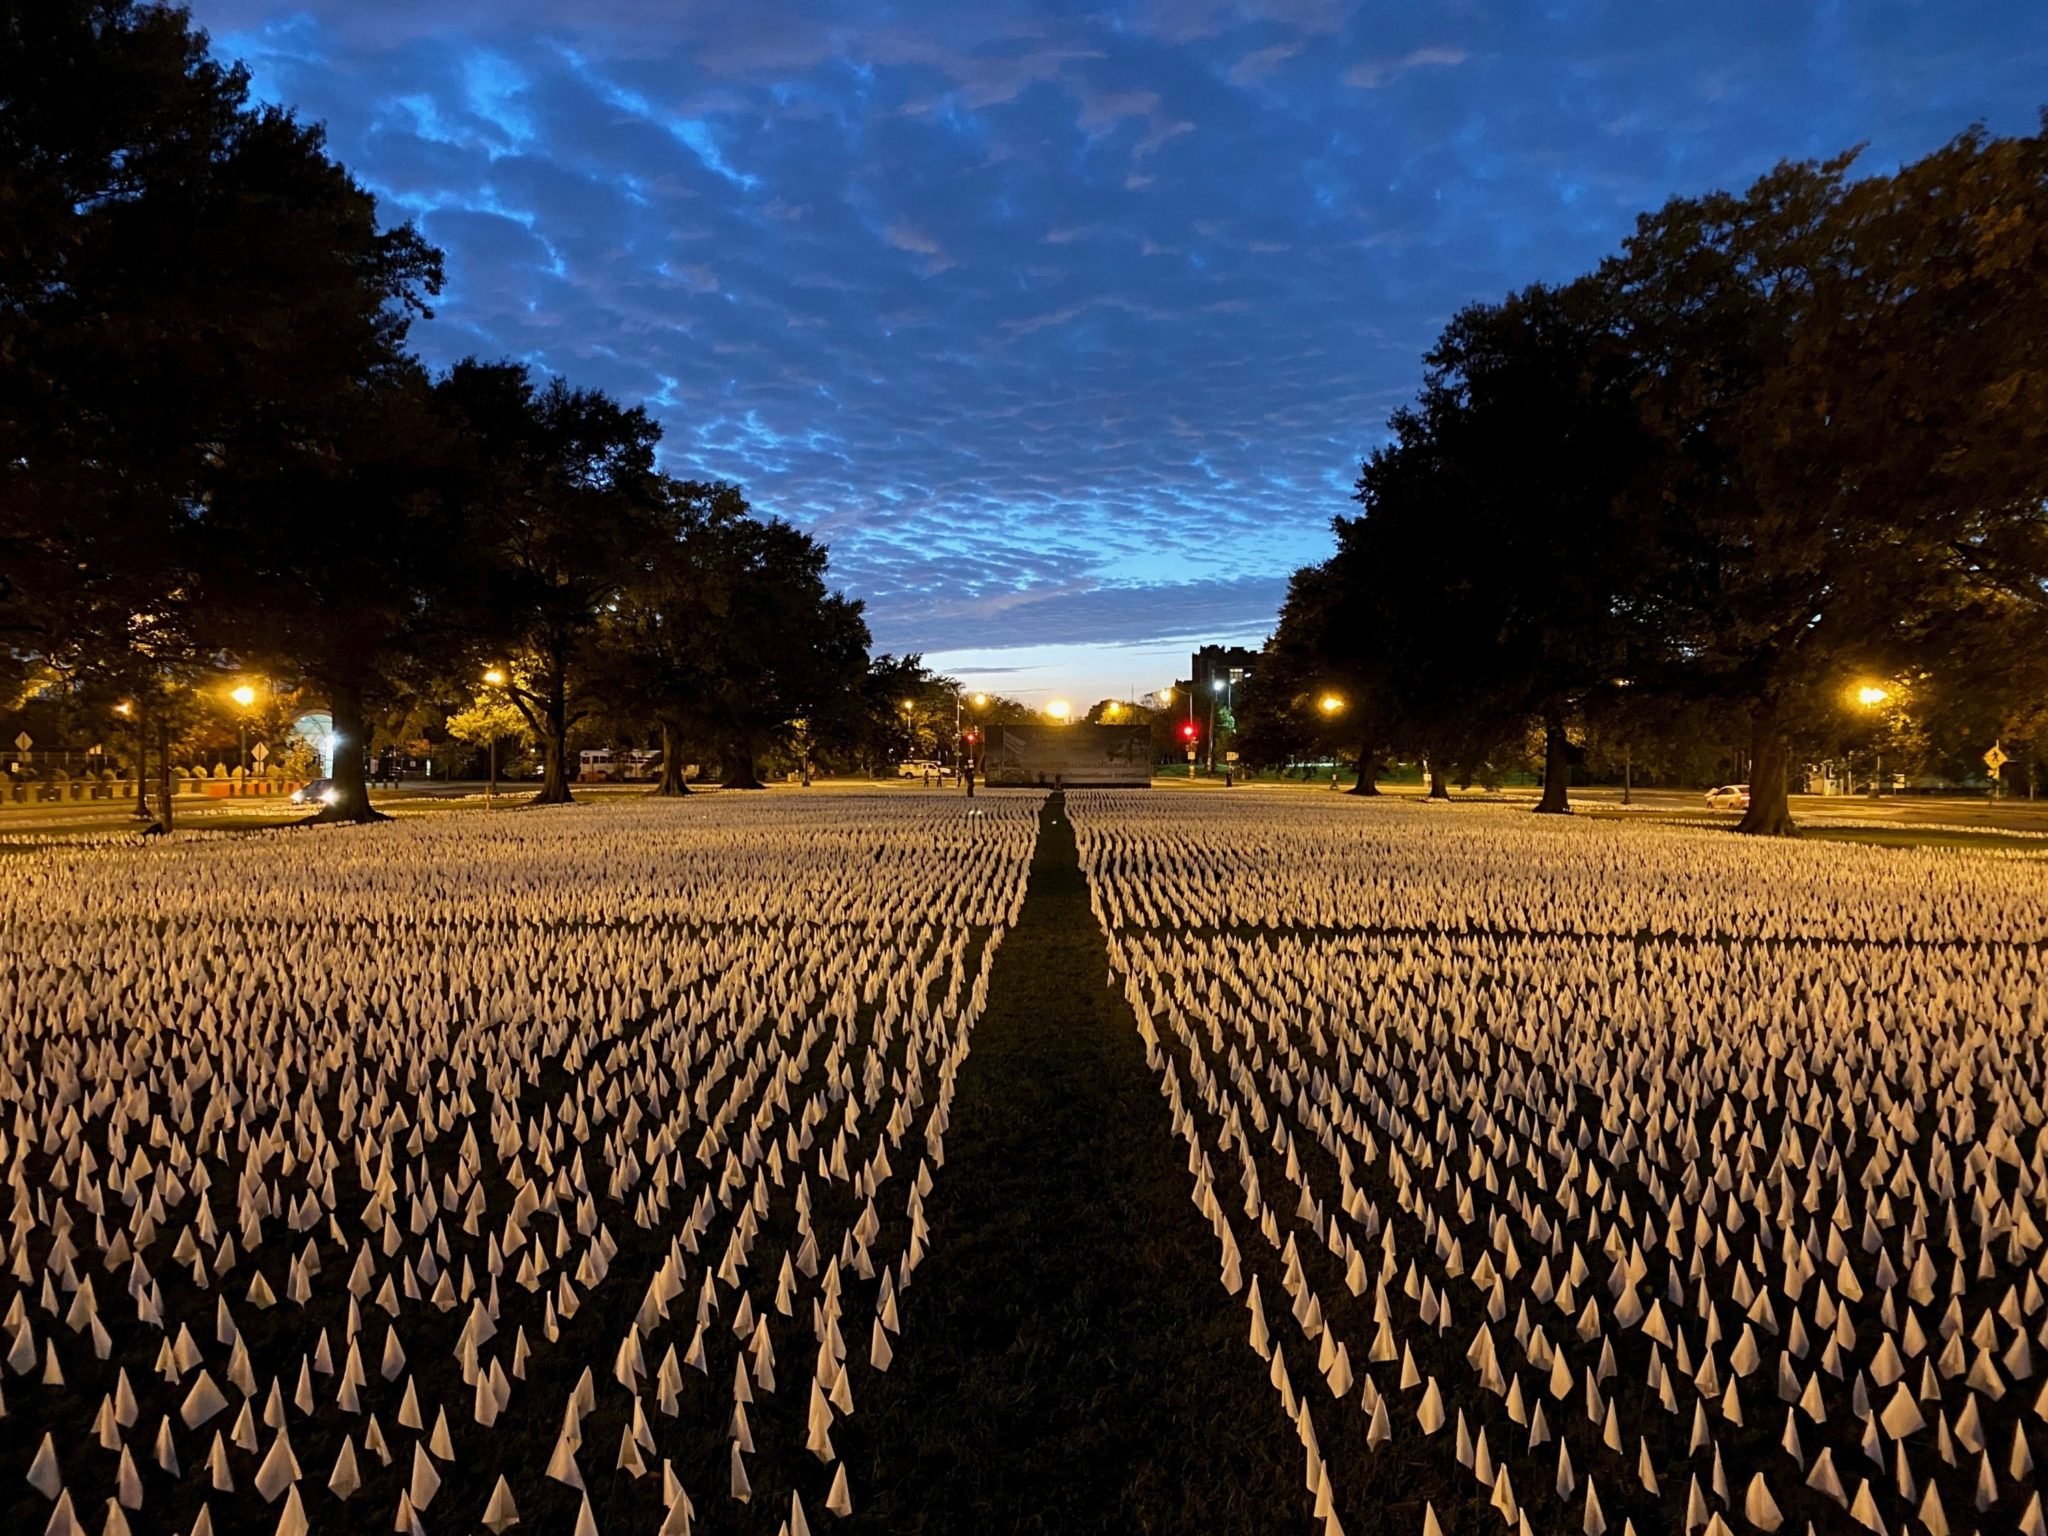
left=230, top=683, right=257, bottom=777
left=484, top=668, right=508, bottom=805
left=1318, top=694, right=1345, bottom=791
left=116, top=700, right=147, bottom=819
left=1208, top=677, right=1232, bottom=774
left=1853, top=684, right=1891, bottom=797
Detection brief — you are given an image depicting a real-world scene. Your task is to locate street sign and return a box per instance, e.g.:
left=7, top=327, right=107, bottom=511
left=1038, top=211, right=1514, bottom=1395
left=1984, top=743, right=2008, bottom=777
left=12, top=733, right=28, bottom=752
left=251, top=742, right=269, bottom=762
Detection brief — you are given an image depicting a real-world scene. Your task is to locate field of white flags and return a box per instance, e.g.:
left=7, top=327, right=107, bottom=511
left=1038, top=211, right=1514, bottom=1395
left=1070, top=791, right=2048, bottom=1536
left=0, top=793, right=1041, bottom=1536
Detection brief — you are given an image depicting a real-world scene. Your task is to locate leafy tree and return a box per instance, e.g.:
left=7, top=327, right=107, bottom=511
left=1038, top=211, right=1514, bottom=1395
left=439, top=361, right=662, bottom=805
left=199, top=366, right=460, bottom=821
left=2, top=0, right=442, bottom=824
left=1608, top=126, right=2048, bottom=833
left=1240, top=554, right=1403, bottom=791
left=685, top=514, right=870, bottom=787
left=444, top=692, right=532, bottom=776
left=852, top=656, right=947, bottom=777
left=1323, top=281, right=1655, bottom=812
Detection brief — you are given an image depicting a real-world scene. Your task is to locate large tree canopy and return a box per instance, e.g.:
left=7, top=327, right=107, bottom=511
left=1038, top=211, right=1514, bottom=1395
left=1257, top=119, right=2048, bottom=833
left=2, top=0, right=442, bottom=822
left=0, top=5, right=880, bottom=819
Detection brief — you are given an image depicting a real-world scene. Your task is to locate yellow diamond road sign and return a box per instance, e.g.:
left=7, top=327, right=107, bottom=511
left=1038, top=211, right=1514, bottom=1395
left=1984, top=743, right=2008, bottom=775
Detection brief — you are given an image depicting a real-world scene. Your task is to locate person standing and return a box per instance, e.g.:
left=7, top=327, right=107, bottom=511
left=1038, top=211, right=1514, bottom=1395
left=963, top=763, right=976, bottom=798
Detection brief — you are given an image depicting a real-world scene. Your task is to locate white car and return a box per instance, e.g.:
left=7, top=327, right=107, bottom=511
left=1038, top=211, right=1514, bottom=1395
left=1704, top=784, right=1750, bottom=811
left=897, top=760, right=944, bottom=779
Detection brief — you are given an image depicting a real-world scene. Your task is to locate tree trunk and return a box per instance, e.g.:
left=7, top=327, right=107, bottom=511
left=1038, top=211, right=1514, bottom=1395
left=1347, top=744, right=1380, bottom=796
left=534, top=732, right=572, bottom=804
left=314, top=677, right=388, bottom=823
left=655, top=721, right=691, bottom=796
left=1735, top=705, right=1798, bottom=836
left=132, top=707, right=153, bottom=820
left=531, top=677, right=574, bottom=805
left=1428, top=763, right=1450, bottom=800
left=155, top=716, right=174, bottom=832
left=723, top=738, right=764, bottom=790
left=1534, top=705, right=1572, bottom=815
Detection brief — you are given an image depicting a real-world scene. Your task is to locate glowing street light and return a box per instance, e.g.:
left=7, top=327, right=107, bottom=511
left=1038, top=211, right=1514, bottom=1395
left=230, top=682, right=258, bottom=775
left=1207, top=675, right=1234, bottom=772
left=971, top=692, right=987, bottom=708
left=1046, top=699, right=1071, bottom=723
left=1851, top=682, right=1893, bottom=797
left=482, top=668, right=510, bottom=802
left=1318, top=694, right=1344, bottom=715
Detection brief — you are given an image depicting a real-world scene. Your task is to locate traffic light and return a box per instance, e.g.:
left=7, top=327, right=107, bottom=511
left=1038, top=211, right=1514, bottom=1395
left=1180, top=722, right=1198, bottom=742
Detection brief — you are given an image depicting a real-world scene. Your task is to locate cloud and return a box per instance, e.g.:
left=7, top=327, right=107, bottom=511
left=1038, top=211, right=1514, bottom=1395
left=193, top=0, right=2048, bottom=674
left=1230, top=41, right=1302, bottom=85
left=1343, top=46, right=1469, bottom=89
left=884, top=222, right=945, bottom=256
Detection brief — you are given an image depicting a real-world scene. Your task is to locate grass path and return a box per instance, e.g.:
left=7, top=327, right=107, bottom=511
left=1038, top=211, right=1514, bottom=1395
left=846, top=793, right=1300, bottom=1534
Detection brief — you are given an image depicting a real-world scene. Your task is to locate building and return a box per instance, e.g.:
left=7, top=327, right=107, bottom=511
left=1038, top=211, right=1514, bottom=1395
left=1191, top=644, right=1258, bottom=693
left=982, top=723, right=1152, bottom=787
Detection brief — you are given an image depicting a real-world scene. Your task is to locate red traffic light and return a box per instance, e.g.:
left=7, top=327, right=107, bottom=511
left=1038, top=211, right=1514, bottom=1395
left=1180, top=722, right=1197, bottom=741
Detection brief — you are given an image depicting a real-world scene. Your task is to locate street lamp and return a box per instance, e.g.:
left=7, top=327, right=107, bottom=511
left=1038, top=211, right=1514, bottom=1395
left=1318, top=694, right=1344, bottom=716
left=230, top=683, right=257, bottom=777
left=1852, top=682, right=1891, bottom=797
left=1208, top=676, right=1231, bottom=773
left=1046, top=699, right=1071, bottom=723
left=113, top=700, right=148, bottom=819
left=483, top=668, right=509, bottom=803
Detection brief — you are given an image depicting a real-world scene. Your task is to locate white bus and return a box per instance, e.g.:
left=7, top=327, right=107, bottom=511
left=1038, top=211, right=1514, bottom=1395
left=577, top=749, right=663, bottom=783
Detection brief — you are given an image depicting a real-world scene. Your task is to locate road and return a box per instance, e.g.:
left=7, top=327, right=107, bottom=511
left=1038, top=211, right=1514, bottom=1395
left=7, top=776, right=2045, bottom=839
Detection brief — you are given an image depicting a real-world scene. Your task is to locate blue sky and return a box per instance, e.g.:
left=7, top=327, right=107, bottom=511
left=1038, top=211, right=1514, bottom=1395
left=192, top=0, right=2048, bottom=704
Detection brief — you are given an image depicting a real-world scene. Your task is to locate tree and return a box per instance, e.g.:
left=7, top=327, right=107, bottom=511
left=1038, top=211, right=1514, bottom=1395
left=851, top=656, right=947, bottom=778
left=1332, top=281, right=1656, bottom=814
left=2, top=0, right=443, bottom=825
left=589, top=479, right=751, bottom=795
left=444, top=691, right=532, bottom=777
left=684, top=515, right=870, bottom=787
left=200, top=366, right=460, bottom=822
left=1237, top=561, right=1384, bottom=786
left=440, top=361, right=662, bottom=805
left=1608, top=125, right=2048, bottom=833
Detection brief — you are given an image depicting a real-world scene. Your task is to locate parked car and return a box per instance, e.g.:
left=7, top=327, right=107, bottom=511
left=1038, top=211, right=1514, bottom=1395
left=289, top=778, right=340, bottom=807
left=897, top=759, right=944, bottom=779
left=1704, top=783, right=1750, bottom=811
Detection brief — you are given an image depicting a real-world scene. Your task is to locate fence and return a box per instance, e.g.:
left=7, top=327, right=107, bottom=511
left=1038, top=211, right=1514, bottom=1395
left=1, top=765, right=306, bottom=807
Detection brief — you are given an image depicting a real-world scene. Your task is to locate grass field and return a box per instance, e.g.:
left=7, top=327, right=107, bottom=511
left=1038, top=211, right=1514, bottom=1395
left=2, top=790, right=2043, bottom=1534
